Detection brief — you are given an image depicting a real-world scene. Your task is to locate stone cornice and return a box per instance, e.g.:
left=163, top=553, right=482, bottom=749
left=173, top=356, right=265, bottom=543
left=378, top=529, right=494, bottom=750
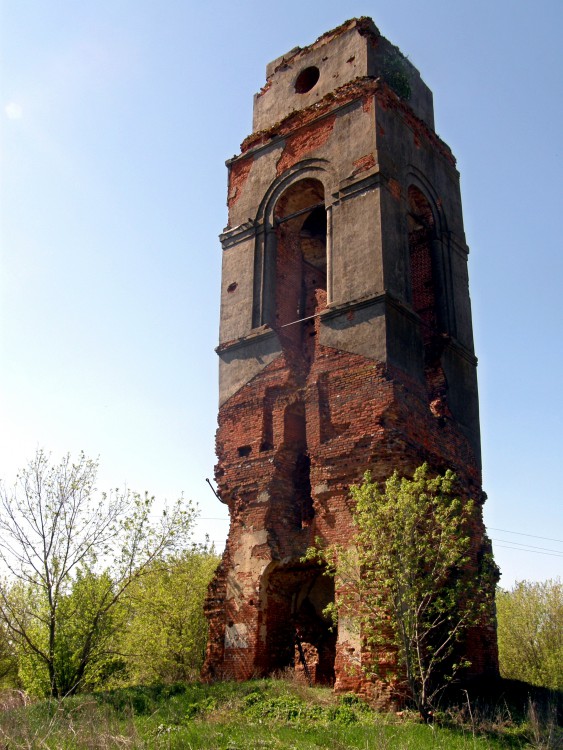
left=216, top=325, right=278, bottom=355
left=219, top=220, right=256, bottom=250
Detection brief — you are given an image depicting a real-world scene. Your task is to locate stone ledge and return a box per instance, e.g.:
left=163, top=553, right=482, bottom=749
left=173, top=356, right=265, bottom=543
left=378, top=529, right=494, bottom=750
left=216, top=325, right=278, bottom=355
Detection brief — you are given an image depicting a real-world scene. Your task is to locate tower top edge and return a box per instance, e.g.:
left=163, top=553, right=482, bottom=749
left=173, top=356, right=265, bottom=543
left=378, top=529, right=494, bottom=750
left=264, top=17, right=380, bottom=78
left=253, top=17, right=434, bottom=133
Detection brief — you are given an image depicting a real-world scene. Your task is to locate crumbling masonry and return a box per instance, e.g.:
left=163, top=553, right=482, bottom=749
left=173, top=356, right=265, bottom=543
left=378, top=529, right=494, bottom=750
left=203, top=18, right=498, bottom=698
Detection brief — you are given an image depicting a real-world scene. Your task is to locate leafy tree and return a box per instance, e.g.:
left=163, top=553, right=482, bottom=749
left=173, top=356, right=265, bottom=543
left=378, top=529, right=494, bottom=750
left=0, top=450, right=196, bottom=697
left=496, top=579, right=562, bottom=690
left=0, top=619, right=18, bottom=688
left=13, top=570, right=127, bottom=695
left=306, top=464, right=497, bottom=721
left=119, top=546, right=219, bottom=684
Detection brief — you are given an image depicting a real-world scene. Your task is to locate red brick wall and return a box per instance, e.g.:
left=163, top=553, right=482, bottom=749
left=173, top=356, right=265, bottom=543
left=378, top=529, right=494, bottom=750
left=203, top=328, right=498, bottom=687
left=204, top=75, right=498, bottom=696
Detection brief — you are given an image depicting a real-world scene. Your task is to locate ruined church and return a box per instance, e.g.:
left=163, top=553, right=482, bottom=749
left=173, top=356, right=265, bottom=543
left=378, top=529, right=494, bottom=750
left=203, top=18, right=498, bottom=695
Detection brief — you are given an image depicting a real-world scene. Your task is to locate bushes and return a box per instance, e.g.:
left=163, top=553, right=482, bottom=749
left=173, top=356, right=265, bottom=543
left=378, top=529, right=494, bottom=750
left=0, top=450, right=197, bottom=697
left=306, top=465, right=497, bottom=720
left=1, top=547, right=218, bottom=696
left=118, top=549, right=219, bottom=684
left=496, top=579, right=562, bottom=690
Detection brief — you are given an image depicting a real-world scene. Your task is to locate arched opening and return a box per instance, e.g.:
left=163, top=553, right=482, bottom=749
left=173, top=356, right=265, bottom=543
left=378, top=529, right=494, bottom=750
left=282, top=401, right=314, bottom=528
left=262, top=563, right=336, bottom=684
left=408, top=185, right=450, bottom=418
left=273, top=178, right=327, bottom=376
left=408, top=185, right=436, bottom=344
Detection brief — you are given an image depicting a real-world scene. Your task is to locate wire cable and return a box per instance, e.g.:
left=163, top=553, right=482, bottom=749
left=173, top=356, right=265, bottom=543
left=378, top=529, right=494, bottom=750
left=490, top=537, right=563, bottom=556
left=488, top=527, right=563, bottom=544
left=494, top=544, right=563, bottom=558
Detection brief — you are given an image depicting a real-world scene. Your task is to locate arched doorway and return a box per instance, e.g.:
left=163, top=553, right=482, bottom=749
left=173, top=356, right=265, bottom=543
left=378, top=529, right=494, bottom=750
left=262, top=562, right=336, bottom=684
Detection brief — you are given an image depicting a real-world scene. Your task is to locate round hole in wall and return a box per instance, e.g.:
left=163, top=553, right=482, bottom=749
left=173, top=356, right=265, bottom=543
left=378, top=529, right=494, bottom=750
left=294, top=66, right=320, bottom=93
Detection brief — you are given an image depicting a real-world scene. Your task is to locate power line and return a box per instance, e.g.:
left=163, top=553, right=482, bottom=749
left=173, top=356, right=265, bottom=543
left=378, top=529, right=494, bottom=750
left=196, top=520, right=563, bottom=543
left=494, top=544, right=563, bottom=559
left=195, top=515, right=563, bottom=557
left=199, top=517, right=229, bottom=521
left=488, top=527, right=563, bottom=545
left=490, top=537, right=563, bottom=555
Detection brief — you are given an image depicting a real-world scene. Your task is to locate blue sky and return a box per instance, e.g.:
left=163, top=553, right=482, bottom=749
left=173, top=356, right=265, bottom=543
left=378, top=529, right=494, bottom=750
left=1, top=0, right=561, bottom=588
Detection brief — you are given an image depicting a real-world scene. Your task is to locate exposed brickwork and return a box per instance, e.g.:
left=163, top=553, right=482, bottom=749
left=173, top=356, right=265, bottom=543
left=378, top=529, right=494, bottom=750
left=240, top=79, right=454, bottom=169
left=362, top=94, right=374, bottom=114
left=204, top=17, right=498, bottom=700
left=387, top=177, right=402, bottom=201
left=227, top=156, right=253, bottom=210
left=204, top=338, right=495, bottom=684
left=352, top=153, right=376, bottom=176
left=276, top=115, right=336, bottom=175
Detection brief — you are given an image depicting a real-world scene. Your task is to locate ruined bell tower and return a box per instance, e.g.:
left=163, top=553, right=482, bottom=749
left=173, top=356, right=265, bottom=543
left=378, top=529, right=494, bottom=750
left=203, top=18, right=498, bottom=693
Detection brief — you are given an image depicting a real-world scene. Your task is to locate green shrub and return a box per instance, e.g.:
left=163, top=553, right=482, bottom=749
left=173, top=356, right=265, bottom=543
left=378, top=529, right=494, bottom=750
left=497, top=579, right=562, bottom=690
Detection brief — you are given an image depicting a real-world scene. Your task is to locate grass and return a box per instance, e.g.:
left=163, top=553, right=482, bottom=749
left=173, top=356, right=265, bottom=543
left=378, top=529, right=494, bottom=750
left=0, top=678, right=560, bottom=749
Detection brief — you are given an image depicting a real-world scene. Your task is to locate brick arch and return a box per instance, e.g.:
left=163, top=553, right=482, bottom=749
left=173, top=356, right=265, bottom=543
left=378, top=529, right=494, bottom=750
left=269, top=177, right=327, bottom=376
left=258, top=560, right=336, bottom=683
left=404, top=167, right=448, bottom=237
left=408, top=185, right=438, bottom=337
left=252, top=162, right=335, bottom=329
left=254, top=159, right=336, bottom=226
left=407, top=184, right=452, bottom=419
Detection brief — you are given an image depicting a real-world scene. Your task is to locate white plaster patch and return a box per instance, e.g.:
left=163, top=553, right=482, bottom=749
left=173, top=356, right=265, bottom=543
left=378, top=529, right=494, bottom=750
left=314, top=482, right=330, bottom=496
left=338, top=614, right=361, bottom=645
left=225, top=622, right=249, bottom=649
left=233, top=529, right=269, bottom=571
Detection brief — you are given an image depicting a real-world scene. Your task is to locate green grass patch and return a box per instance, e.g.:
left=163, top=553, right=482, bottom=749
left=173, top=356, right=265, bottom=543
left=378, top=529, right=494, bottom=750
left=0, top=678, right=557, bottom=749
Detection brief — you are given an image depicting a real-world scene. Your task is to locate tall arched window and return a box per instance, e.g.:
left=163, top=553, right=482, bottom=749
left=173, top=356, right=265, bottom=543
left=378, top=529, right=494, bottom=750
left=408, top=185, right=450, bottom=418
left=408, top=185, right=437, bottom=344
left=272, top=178, right=327, bottom=374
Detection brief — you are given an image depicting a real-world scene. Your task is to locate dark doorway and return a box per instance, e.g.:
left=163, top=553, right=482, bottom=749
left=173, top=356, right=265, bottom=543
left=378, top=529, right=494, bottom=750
left=263, top=563, right=336, bottom=684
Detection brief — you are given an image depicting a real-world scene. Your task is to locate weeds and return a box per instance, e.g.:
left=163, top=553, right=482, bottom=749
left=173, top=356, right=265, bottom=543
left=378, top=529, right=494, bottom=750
left=0, top=679, right=560, bottom=749
left=525, top=698, right=562, bottom=749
